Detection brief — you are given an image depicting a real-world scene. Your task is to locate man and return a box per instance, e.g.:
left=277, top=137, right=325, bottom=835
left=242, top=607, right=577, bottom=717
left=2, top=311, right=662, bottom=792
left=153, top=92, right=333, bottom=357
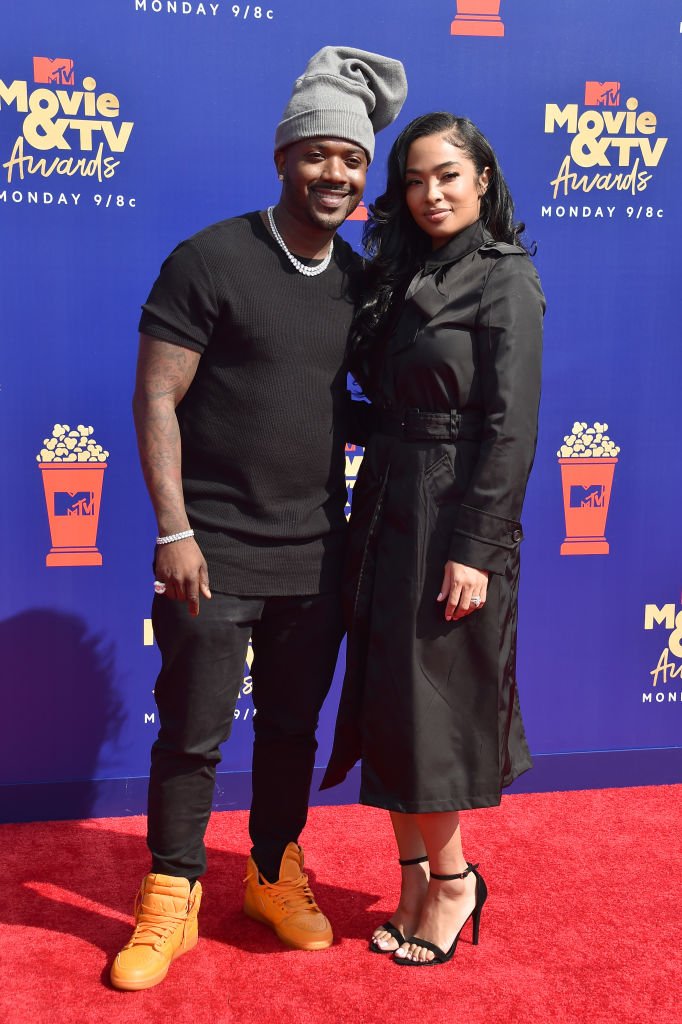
left=111, top=47, right=407, bottom=990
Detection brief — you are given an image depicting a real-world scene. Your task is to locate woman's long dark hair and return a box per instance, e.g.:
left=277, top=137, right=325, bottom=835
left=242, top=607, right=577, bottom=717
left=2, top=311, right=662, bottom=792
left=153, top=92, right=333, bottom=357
left=350, top=112, right=527, bottom=385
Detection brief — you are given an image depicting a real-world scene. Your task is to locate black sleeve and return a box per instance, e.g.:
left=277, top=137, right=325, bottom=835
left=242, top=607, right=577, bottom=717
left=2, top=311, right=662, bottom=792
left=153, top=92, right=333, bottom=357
left=449, top=255, right=545, bottom=574
left=138, top=239, right=219, bottom=354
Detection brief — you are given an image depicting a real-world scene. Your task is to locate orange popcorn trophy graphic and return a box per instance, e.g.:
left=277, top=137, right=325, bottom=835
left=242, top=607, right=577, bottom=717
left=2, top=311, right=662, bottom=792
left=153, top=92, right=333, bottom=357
left=557, top=421, right=619, bottom=556
left=37, top=423, right=109, bottom=566
left=345, top=442, right=364, bottom=520
left=347, top=202, right=369, bottom=222
left=451, top=1, right=505, bottom=37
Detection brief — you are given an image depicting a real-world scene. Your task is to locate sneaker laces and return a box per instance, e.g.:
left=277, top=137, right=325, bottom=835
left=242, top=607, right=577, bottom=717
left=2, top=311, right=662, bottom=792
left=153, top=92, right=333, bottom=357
left=124, top=890, right=190, bottom=951
left=247, top=867, right=320, bottom=916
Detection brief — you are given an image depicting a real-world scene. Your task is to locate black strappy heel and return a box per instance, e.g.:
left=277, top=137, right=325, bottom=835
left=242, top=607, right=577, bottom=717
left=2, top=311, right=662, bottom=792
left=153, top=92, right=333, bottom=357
left=368, top=855, right=429, bottom=954
left=394, top=862, right=487, bottom=967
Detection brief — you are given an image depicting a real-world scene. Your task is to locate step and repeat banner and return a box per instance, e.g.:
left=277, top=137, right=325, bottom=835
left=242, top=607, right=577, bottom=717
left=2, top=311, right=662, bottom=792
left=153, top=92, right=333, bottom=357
left=1, top=1, right=680, bottom=820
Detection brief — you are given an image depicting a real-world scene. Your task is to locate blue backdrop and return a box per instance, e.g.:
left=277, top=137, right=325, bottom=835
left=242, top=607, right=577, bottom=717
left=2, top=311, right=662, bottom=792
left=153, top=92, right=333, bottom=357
left=1, top=0, right=680, bottom=822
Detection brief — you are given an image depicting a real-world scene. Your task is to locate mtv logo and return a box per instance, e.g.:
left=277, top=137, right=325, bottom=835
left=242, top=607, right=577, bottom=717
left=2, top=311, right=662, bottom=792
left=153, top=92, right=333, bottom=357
left=584, top=81, right=621, bottom=106
left=33, top=57, right=75, bottom=86
left=54, top=491, right=95, bottom=517
left=569, top=484, right=605, bottom=509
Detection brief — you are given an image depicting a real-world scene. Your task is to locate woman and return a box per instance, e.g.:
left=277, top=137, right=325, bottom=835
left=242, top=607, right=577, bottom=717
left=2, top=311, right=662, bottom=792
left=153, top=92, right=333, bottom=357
left=321, top=113, right=545, bottom=965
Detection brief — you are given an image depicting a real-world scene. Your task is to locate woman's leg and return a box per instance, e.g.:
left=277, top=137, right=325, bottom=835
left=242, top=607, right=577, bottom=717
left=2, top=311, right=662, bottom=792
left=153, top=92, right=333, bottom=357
left=371, top=812, right=429, bottom=951
left=395, top=811, right=477, bottom=963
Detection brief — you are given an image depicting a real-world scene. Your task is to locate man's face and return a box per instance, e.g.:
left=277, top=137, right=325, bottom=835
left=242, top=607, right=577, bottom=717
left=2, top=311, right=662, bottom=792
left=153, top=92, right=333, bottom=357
left=275, top=137, right=368, bottom=231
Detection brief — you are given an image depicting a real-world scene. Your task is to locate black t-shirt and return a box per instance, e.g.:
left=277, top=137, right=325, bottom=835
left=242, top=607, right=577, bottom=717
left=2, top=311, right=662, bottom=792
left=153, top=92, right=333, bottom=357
left=139, top=211, right=360, bottom=595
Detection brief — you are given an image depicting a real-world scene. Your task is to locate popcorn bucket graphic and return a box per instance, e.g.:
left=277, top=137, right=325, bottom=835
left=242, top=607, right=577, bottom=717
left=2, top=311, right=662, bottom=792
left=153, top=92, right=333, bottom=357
left=345, top=442, right=364, bottom=520
left=557, top=421, right=620, bottom=556
left=39, top=462, right=107, bottom=565
left=451, top=0, right=505, bottom=37
left=559, top=458, right=617, bottom=555
left=347, top=202, right=369, bottom=221
left=36, top=423, right=110, bottom=567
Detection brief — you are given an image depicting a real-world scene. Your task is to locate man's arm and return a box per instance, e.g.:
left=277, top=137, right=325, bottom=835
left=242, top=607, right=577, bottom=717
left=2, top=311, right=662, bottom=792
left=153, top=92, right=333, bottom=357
left=132, top=333, right=211, bottom=615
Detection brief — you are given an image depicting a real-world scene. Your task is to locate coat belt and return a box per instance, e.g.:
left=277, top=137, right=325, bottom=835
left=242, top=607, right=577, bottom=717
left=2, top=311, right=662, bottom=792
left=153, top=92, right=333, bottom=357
left=376, top=408, right=483, bottom=442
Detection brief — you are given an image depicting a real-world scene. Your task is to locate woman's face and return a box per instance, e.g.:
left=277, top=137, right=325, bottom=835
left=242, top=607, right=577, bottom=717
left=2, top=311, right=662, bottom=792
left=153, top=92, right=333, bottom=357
left=404, top=132, right=490, bottom=248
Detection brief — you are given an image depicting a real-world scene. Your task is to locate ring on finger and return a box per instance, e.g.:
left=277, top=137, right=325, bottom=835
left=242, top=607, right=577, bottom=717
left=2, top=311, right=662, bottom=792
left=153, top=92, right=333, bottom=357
left=470, top=595, right=482, bottom=607
left=153, top=580, right=166, bottom=595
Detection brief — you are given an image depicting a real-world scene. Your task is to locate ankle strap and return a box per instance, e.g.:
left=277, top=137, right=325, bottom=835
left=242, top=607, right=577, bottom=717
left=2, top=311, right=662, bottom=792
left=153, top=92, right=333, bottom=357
left=430, top=862, right=478, bottom=881
left=398, top=855, right=429, bottom=867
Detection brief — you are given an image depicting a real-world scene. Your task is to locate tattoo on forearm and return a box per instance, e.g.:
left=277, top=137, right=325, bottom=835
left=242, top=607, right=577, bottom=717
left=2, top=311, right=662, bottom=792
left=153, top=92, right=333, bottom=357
left=133, top=338, right=200, bottom=532
left=144, top=343, right=197, bottom=400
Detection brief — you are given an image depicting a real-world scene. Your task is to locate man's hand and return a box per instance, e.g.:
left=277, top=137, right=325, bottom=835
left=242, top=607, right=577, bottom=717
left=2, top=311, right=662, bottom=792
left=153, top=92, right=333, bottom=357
left=155, top=537, right=212, bottom=616
left=437, top=561, right=488, bottom=621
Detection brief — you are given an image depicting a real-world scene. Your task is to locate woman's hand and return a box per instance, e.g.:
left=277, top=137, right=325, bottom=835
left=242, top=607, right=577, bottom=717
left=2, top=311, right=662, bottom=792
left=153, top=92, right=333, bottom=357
left=437, top=561, right=489, bottom=621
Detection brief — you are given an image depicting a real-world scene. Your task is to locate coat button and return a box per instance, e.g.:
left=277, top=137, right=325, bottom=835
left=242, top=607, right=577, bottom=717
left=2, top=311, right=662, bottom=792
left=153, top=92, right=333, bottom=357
left=512, top=528, right=522, bottom=542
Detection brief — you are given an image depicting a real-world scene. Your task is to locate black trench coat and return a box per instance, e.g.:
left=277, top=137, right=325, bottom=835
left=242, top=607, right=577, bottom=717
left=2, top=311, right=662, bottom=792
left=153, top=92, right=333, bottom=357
left=321, top=220, right=545, bottom=813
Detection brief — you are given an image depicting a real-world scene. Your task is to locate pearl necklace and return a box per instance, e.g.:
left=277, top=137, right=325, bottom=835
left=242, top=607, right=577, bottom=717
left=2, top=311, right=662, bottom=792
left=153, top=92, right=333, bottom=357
left=266, top=206, right=334, bottom=277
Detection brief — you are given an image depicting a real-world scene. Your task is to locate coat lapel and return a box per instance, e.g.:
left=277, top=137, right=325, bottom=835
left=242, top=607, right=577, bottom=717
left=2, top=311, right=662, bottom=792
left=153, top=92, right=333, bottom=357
left=391, top=220, right=493, bottom=355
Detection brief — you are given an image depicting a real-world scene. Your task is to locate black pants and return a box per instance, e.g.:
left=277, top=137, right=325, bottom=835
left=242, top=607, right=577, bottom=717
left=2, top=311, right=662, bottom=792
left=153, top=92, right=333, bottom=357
left=147, top=590, right=344, bottom=882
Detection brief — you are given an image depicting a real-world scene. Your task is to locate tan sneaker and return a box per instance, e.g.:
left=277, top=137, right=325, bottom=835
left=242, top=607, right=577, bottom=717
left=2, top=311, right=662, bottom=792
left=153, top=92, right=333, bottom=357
left=110, top=873, right=202, bottom=990
left=243, top=843, right=333, bottom=950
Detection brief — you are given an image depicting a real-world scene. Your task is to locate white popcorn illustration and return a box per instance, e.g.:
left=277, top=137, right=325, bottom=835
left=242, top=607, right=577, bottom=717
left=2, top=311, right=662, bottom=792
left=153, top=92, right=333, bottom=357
left=556, top=421, right=621, bottom=460
left=36, top=423, right=110, bottom=464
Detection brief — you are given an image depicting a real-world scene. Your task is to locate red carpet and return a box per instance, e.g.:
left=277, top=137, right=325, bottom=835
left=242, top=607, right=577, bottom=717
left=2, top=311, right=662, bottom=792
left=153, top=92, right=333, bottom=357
left=1, top=786, right=680, bottom=1024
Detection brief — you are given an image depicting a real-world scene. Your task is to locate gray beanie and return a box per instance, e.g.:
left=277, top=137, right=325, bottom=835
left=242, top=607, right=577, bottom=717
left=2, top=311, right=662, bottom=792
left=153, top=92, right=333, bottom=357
left=275, top=46, right=407, bottom=162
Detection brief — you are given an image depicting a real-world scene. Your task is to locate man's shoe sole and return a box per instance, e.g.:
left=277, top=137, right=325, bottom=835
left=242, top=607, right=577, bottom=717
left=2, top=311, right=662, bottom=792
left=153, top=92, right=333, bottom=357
left=109, top=935, right=197, bottom=990
left=243, top=903, right=333, bottom=951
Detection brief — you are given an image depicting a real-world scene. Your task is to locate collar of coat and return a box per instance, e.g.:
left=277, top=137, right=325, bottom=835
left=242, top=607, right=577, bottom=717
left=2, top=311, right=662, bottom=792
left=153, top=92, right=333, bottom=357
left=422, top=218, right=491, bottom=271
left=404, top=219, right=527, bottom=323
left=403, top=220, right=492, bottom=321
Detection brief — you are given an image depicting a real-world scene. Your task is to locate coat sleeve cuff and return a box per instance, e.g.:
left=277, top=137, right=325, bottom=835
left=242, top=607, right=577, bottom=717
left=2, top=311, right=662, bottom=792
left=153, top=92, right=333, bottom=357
left=449, top=504, right=523, bottom=575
